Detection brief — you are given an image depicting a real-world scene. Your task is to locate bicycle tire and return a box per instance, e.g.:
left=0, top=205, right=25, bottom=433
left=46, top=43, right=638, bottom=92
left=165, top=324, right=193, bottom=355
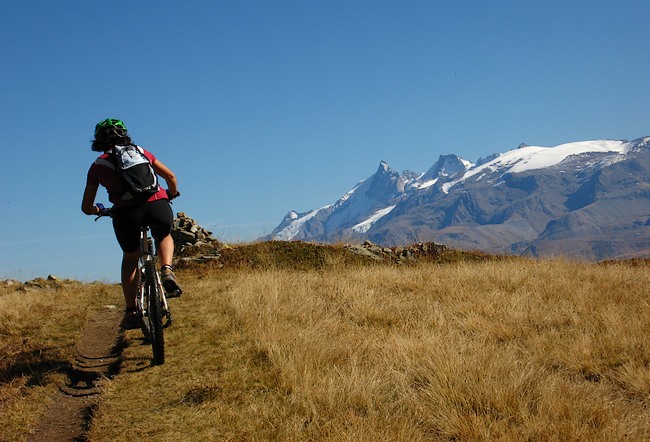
left=144, top=259, right=165, bottom=365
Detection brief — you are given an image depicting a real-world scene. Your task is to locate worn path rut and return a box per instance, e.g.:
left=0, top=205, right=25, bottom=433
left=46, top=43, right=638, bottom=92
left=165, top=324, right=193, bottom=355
left=30, top=305, right=124, bottom=442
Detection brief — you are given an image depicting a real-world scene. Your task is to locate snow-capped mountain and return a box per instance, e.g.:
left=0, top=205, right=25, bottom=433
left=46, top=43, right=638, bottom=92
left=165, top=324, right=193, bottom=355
left=270, top=160, right=409, bottom=242
left=267, top=137, right=650, bottom=260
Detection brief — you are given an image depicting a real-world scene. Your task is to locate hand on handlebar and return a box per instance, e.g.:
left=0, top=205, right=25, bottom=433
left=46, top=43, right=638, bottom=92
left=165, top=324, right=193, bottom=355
left=167, top=190, right=180, bottom=201
left=94, top=203, right=113, bottom=221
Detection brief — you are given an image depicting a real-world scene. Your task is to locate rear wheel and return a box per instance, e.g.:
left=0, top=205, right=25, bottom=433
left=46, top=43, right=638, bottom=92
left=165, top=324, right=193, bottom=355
left=144, top=260, right=165, bottom=365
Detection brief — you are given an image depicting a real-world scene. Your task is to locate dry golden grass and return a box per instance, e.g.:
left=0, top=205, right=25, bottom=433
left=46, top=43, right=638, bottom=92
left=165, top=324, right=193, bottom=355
left=90, top=260, right=650, bottom=441
left=80, top=257, right=650, bottom=441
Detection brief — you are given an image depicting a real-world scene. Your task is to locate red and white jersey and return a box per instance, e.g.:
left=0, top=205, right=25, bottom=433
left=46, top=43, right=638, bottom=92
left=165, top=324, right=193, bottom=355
left=86, top=146, right=168, bottom=207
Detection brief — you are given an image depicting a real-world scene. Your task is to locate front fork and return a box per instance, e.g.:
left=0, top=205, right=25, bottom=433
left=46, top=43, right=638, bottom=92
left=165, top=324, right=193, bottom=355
left=137, top=254, right=173, bottom=328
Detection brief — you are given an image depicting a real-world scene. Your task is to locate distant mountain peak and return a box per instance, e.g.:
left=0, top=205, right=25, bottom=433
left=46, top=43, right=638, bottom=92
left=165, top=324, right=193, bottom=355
left=409, top=154, right=473, bottom=191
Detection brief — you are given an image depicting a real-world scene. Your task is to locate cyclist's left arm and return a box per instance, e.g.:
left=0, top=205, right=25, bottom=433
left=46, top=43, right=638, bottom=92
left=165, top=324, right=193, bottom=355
left=81, top=184, right=101, bottom=215
left=153, top=159, right=179, bottom=198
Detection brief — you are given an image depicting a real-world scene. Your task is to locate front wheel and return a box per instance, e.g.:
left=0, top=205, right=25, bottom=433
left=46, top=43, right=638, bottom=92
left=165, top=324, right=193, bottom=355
left=144, top=260, right=165, bottom=365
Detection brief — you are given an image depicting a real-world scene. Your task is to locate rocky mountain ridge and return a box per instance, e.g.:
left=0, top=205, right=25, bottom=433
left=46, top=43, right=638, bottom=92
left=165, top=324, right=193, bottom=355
left=267, top=137, right=650, bottom=260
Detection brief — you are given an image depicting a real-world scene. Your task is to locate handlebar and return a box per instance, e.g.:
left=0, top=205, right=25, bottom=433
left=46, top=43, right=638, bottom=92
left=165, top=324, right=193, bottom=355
left=93, top=190, right=180, bottom=221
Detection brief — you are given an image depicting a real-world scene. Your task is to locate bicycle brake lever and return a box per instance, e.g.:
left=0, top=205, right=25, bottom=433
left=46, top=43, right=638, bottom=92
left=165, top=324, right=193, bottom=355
left=94, top=203, right=112, bottom=221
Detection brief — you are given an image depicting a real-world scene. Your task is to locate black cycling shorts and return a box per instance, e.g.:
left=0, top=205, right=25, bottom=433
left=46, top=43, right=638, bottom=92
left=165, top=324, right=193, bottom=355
left=112, top=199, right=174, bottom=253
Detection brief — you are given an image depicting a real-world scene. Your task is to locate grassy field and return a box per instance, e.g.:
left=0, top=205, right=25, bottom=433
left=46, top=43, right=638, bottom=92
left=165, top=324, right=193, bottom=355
left=2, top=246, right=650, bottom=441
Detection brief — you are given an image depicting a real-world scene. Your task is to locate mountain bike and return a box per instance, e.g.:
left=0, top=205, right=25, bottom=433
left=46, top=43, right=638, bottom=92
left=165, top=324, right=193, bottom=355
left=95, top=204, right=173, bottom=365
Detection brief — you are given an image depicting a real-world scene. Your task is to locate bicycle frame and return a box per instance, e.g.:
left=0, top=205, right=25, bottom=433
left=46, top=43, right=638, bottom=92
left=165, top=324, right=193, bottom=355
left=136, top=226, right=172, bottom=365
left=137, top=227, right=172, bottom=328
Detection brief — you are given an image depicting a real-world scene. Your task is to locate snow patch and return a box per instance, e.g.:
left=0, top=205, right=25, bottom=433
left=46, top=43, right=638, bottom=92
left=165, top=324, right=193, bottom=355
left=412, top=178, right=438, bottom=190
left=460, top=158, right=475, bottom=169
left=444, top=139, right=629, bottom=192
left=352, top=205, right=397, bottom=233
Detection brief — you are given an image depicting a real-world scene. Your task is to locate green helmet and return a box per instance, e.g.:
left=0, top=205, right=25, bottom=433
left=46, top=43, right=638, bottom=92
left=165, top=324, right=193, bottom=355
left=94, top=118, right=128, bottom=138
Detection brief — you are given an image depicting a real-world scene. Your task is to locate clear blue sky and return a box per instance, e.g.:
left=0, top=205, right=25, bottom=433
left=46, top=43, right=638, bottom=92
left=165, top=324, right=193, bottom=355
left=1, top=0, right=648, bottom=281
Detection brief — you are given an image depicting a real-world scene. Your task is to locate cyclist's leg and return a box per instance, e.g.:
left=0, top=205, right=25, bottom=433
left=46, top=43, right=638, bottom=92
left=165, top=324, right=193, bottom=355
left=121, top=250, right=140, bottom=308
left=112, top=206, right=143, bottom=308
left=140, top=199, right=174, bottom=261
left=143, top=200, right=181, bottom=293
left=157, top=234, right=174, bottom=268
left=156, top=234, right=182, bottom=292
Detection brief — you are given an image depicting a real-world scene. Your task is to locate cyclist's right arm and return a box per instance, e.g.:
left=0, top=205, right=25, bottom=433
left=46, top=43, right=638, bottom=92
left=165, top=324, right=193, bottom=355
left=153, top=160, right=179, bottom=198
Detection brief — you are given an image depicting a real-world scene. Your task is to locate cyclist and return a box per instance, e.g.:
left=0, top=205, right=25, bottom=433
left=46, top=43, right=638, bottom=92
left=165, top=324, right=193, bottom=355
left=81, top=118, right=182, bottom=329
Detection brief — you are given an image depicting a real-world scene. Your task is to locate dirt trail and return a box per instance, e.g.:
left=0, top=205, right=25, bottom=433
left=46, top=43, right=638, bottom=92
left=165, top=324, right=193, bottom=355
left=30, top=305, right=124, bottom=442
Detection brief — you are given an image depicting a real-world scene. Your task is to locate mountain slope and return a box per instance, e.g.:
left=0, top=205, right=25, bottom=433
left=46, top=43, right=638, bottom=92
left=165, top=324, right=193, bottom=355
left=268, top=137, right=650, bottom=260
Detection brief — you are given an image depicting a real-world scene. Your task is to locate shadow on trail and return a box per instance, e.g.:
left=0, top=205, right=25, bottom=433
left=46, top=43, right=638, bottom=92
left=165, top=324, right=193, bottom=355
left=0, top=344, right=72, bottom=387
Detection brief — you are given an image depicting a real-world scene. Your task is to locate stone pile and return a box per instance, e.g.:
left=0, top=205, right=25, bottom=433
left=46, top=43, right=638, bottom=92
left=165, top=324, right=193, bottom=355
left=171, top=212, right=227, bottom=266
left=171, top=212, right=222, bottom=253
left=344, top=240, right=447, bottom=264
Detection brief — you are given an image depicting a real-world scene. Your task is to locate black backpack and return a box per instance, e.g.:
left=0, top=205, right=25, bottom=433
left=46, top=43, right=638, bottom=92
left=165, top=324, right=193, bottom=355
left=109, top=144, right=159, bottom=200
